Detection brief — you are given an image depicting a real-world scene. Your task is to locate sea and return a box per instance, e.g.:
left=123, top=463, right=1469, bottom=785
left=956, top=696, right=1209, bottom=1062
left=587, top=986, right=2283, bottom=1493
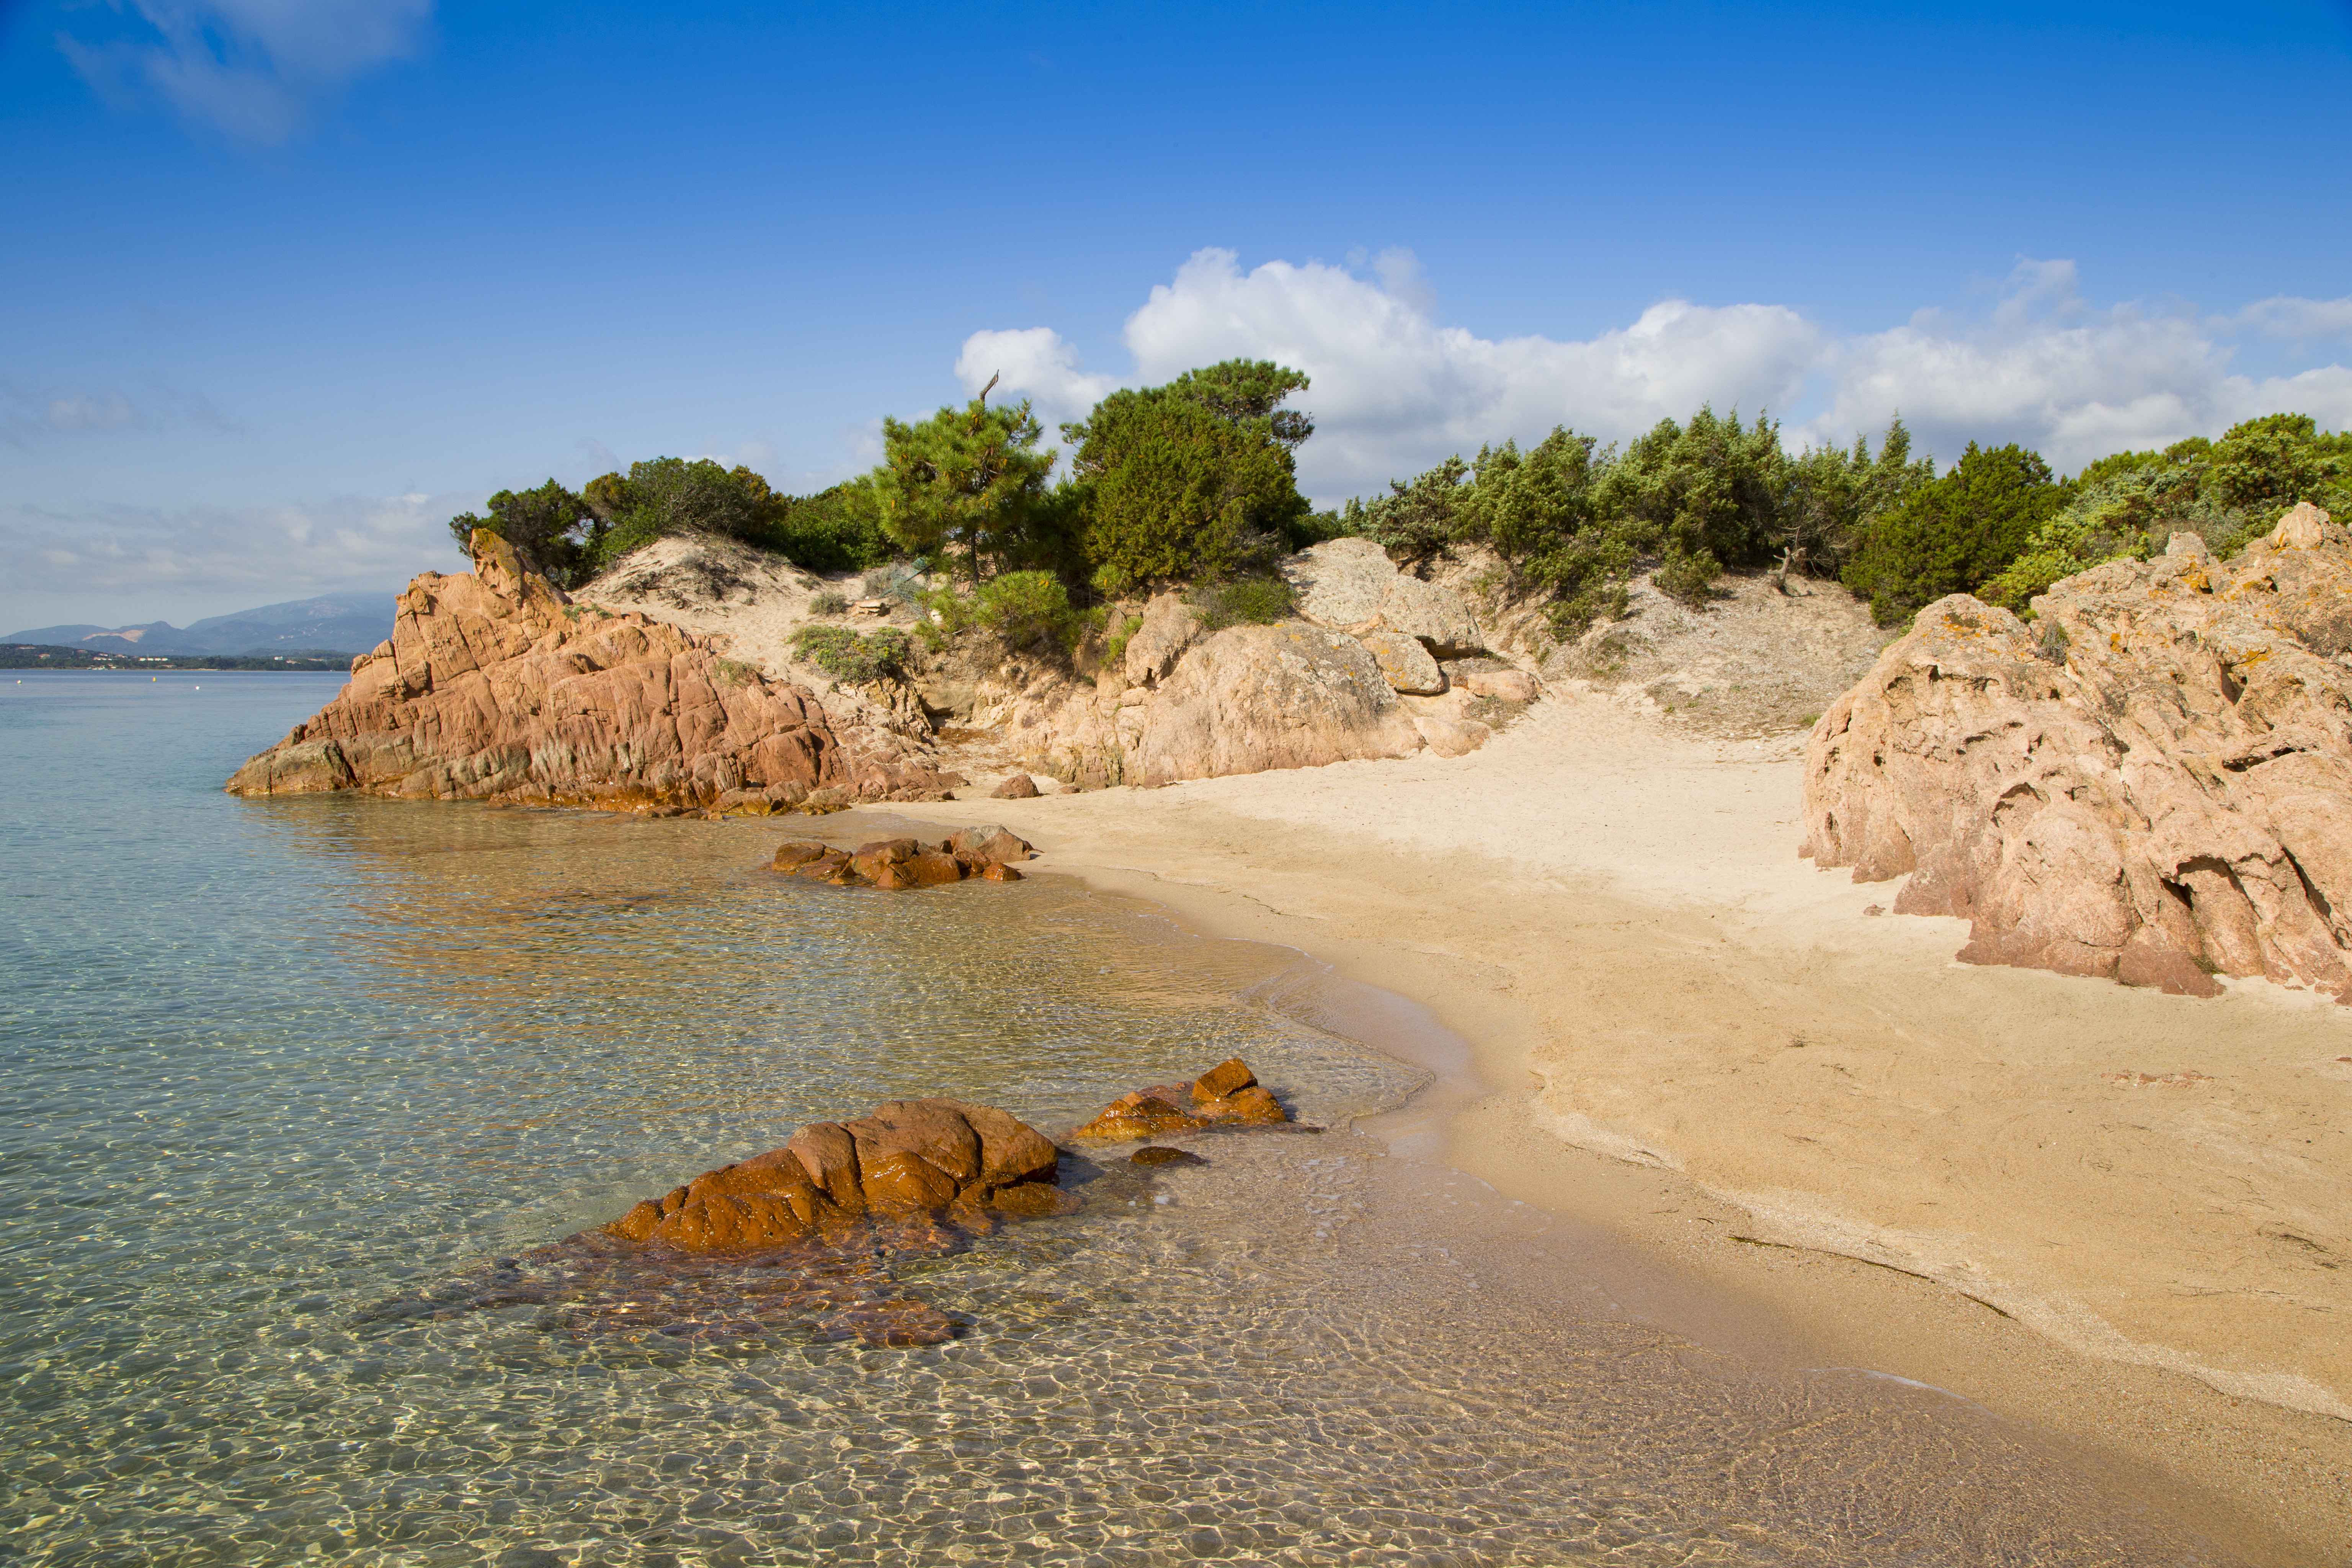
left=0, top=671, right=2245, bottom=1566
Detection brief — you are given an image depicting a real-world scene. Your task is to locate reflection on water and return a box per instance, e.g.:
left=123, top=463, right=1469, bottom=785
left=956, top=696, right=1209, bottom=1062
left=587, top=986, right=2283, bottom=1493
left=0, top=675, right=2236, bottom=1565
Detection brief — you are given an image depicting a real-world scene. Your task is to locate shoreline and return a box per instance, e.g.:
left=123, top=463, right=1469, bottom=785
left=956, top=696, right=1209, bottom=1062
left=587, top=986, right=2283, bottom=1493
left=865, top=690, right=2352, bottom=1564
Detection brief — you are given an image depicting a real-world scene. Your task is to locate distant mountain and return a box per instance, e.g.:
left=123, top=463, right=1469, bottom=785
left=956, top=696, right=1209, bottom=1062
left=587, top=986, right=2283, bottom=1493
left=5, top=592, right=397, bottom=658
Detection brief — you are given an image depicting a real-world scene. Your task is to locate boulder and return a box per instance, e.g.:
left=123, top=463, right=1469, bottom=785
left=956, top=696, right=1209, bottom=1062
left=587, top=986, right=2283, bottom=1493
left=946, top=824, right=1034, bottom=864
left=1129, top=625, right=1423, bottom=786
left=1358, top=630, right=1446, bottom=695
left=1378, top=573, right=1484, bottom=660
left=604, top=1097, right=1064, bottom=1252
left=1070, top=1058, right=1292, bottom=1141
left=1123, top=590, right=1207, bottom=688
left=1284, top=537, right=1395, bottom=632
left=1460, top=667, right=1540, bottom=703
left=1413, top=715, right=1491, bottom=758
left=1282, top=537, right=1483, bottom=657
left=990, top=773, right=1042, bottom=799
left=226, top=530, right=949, bottom=810
left=1805, top=506, right=2352, bottom=999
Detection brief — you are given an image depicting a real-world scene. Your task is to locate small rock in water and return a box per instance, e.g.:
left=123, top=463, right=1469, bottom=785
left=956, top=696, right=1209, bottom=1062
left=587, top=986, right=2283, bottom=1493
left=1131, top=1146, right=1207, bottom=1168
left=1071, top=1058, right=1291, bottom=1141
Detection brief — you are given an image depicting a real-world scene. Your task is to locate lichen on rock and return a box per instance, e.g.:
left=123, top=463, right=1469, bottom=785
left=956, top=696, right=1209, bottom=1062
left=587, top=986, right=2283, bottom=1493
left=1805, top=503, right=2352, bottom=1000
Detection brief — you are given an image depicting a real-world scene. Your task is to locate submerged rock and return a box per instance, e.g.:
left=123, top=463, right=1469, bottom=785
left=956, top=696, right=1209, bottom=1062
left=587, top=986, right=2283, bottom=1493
left=1806, top=505, right=2352, bottom=999
left=1070, top=1058, right=1291, bottom=1141
left=768, top=825, right=1035, bottom=889
left=225, top=530, right=949, bottom=811
left=1131, top=1146, right=1208, bottom=1168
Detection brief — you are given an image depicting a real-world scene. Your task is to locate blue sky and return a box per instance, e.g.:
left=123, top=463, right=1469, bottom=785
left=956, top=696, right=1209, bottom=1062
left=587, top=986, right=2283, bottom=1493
left=4, top=0, right=2350, bottom=628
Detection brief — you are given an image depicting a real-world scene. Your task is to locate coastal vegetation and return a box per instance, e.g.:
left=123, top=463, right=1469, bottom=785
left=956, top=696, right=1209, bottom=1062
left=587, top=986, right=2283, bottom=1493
left=449, top=368, right=2349, bottom=645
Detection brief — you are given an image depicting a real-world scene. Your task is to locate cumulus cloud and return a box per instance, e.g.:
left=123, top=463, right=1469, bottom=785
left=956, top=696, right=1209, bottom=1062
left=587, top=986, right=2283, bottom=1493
left=59, top=0, right=432, bottom=142
left=955, top=327, right=1120, bottom=430
left=0, top=488, right=467, bottom=630
left=968, top=249, right=2352, bottom=500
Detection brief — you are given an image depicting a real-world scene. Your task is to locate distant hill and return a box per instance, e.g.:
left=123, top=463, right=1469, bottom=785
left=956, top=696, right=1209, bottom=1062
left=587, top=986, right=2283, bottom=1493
left=5, top=592, right=396, bottom=658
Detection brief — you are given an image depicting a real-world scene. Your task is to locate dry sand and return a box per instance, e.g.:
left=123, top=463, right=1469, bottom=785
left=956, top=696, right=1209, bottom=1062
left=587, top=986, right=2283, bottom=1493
left=873, top=688, right=2352, bottom=1563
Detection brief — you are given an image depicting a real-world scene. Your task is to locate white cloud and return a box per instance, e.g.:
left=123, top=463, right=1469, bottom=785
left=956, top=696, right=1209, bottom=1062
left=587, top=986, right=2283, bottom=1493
left=2225, top=296, right=2352, bottom=342
left=1, top=381, right=237, bottom=447
left=0, top=488, right=469, bottom=630
left=59, top=0, right=432, bottom=142
left=970, top=249, right=2352, bottom=498
left=955, top=327, right=1119, bottom=430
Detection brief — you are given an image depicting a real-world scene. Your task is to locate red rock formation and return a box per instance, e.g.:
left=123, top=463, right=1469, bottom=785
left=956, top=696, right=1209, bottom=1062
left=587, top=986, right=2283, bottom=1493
left=605, top=1098, right=1067, bottom=1252
left=1805, top=505, right=2352, bottom=999
left=225, top=531, right=948, bottom=810
left=1069, top=1058, right=1290, bottom=1141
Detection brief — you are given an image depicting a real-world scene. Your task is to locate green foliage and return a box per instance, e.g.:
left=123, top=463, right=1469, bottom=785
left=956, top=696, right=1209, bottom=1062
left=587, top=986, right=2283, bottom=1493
left=810, top=591, right=849, bottom=616
left=1338, top=410, right=1927, bottom=635
left=447, top=479, right=591, bottom=585
left=763, top=479, right=895, bottom=572
left=1189, top=575, right=1297, bottom=630
left=1101, top=612, right=1146, bottom=668
left=875, top=391, right=1056, bottom=583
left=790, top=624, right=913, bottom=684
left=929, top=569, right=1080, bottom=652
left=1062, top=361, right=1314, bottom=588
left=1980, top=414, right=2352, bottom=613
left=1163, top=359, right=1315, bottom=450
left=1842, top=443, right=2069, bottom=626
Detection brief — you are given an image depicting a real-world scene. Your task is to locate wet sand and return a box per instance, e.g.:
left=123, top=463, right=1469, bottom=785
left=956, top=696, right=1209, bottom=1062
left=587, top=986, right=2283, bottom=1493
left=877, top=687, right=2352, bottom=1564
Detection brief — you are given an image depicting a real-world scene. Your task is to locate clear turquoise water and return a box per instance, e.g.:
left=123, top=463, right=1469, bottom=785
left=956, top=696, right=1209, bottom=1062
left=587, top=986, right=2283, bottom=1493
left=0, top=672, right=2239, bottom=1565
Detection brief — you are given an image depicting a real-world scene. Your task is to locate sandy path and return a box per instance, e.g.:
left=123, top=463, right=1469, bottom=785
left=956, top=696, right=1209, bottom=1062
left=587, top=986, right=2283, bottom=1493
left=871, top=689, right=2352, bottom=1561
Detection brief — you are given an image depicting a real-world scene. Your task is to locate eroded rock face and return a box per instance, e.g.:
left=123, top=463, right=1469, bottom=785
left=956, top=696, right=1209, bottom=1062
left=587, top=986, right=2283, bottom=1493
left=226, top=532, right=948, bottom=811
left=1282, top=537, right=1484, bottom=657
left=1805, top=505, right=2352, bottom=999
left=1069, top=1058, right=1291, bottom=1141
left=1129, top=625, right=1422, bottom=786
left=606, top=1098, right=1067, bottom=1251
left=1123, top=590, right=1206, bottom=688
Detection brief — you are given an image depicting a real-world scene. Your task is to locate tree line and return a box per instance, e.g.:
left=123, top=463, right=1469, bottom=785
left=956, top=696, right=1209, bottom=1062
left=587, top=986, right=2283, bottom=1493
left=452, top=364, right=2351, bottom=642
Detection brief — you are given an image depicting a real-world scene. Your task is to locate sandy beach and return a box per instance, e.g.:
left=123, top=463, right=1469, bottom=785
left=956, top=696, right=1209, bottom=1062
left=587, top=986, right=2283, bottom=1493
left=877, top=687, right=2352, bottom=1563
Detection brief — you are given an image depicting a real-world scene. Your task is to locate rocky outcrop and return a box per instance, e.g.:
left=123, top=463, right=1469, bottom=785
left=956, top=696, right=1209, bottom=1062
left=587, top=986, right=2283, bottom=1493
left=1805, top=505, right=2352, bottom=999
left=1069, top=1058, right=1290, bottom=1141
left=1283, top=537, right=1484, bottom=657
left=772, top=825, right=1033, bottom=888
left=226, top=532, right=948, bottom=811
left=606, top=1098, right=1067, bottom=1252
left=1129, top=624, right=1424, bottom=786
left=1122, top=590, right=1206, bottom=688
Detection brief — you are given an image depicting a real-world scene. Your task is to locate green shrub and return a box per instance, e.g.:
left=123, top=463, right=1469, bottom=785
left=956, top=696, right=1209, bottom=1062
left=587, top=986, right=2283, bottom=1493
left=1189, top=575, right=1296, bottom=630
left=1101, top=612, right=1146, bottom=667
left=1653, top=544, right=1723, bottom=606
left=1842, top=443, right=2068, bottom=626
left=929, top=570, right=1080, bottom=652
left=790, top=625, right=912, bottom=684
left=810, top=591, right=849, bottom=616
left=1980, top=415, right=2352, bottom=613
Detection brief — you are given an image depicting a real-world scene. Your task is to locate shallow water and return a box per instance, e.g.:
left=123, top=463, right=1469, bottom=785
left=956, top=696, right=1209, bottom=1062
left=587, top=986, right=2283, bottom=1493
left=0, top=672, right=2240, bottom=1565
